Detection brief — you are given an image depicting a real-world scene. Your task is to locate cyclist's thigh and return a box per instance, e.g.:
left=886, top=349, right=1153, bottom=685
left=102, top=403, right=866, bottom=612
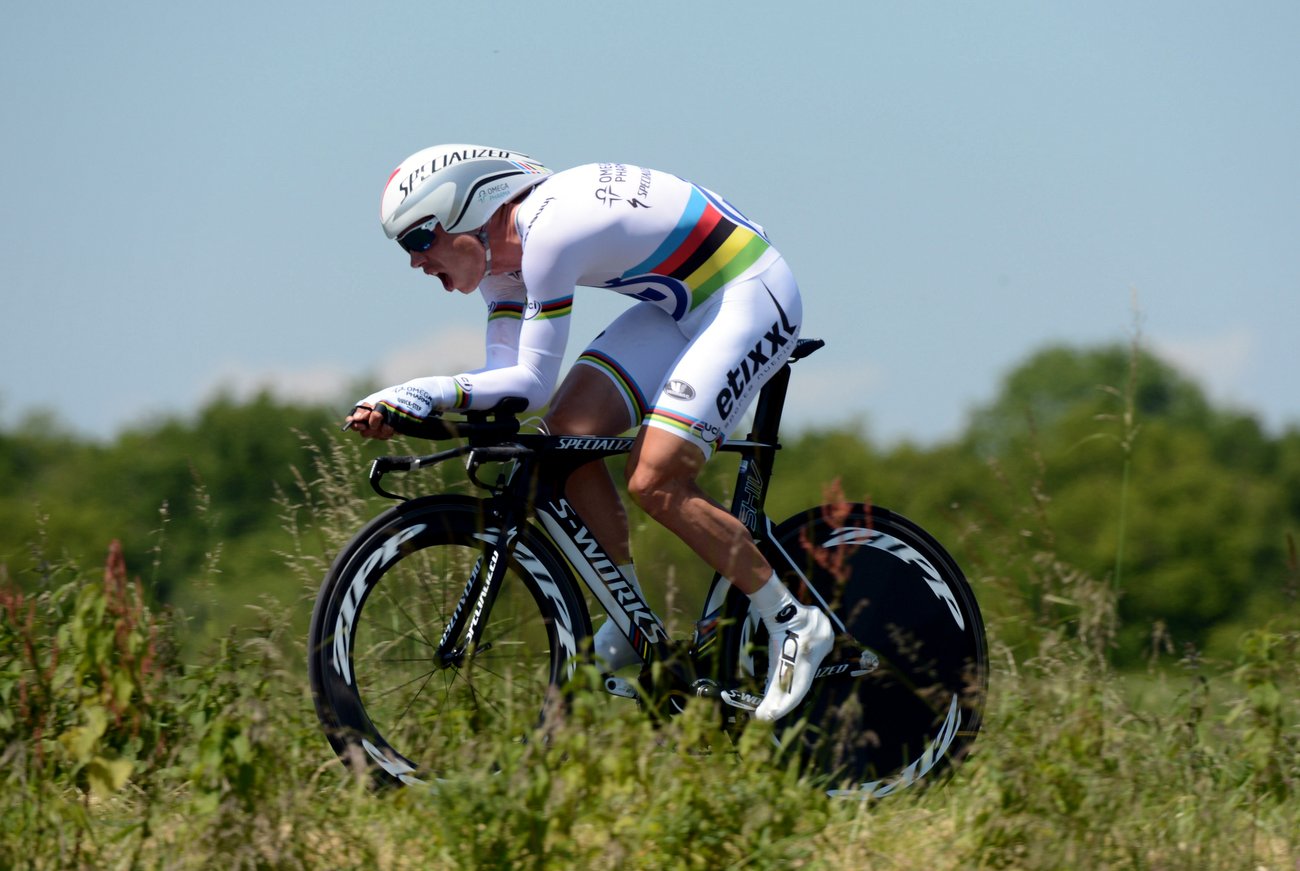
left=573, top=301, right=688, bottom=430
left=546, top=365, right=637, bottom=435
left=644, top=258, right=803, bottom=457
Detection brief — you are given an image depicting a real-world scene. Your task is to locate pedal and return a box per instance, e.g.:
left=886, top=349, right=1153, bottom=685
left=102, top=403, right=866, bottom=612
left=811, top=650, right=882, bottom=680
left=603, top=676, right=638, bottom=699
left=852, top=649, right=880, bottom=677
left=689, top=678, right=763, bottom=711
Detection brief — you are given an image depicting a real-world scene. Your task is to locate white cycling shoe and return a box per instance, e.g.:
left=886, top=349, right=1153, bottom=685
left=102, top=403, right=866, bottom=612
left=593, top=618, right=643, bottom=672
left=754, top=604, right=835, bottom=722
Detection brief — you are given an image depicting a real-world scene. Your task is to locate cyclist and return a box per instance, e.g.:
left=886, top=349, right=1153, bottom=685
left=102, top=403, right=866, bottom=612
left=344, top=144, right=832, bottom=721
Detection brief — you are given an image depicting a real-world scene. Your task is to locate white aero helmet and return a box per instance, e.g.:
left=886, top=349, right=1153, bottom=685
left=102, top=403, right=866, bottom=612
left=380, top=144, right=552, bottom=239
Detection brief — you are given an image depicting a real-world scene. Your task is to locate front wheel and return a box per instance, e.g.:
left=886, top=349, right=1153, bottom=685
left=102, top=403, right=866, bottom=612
left=722, top=503, right=988, bottom=797
left=307, top=497, right=591, bottom=787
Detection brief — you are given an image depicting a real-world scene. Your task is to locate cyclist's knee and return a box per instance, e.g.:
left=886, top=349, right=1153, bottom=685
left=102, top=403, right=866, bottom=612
left=542, top=405, right=583, bottom=434
left=545, top=401, right=622, bottom=436
left=625, top=465, right=680, bottom=518
left=625, top=436, right=704, bottom=518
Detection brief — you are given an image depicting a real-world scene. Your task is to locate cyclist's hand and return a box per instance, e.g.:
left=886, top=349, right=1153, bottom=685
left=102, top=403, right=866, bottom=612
left=344, top=378, right=466, bottom=438
left=343, top=404, right=396, bottom=440
left=344, top=381, right=446, bottom=439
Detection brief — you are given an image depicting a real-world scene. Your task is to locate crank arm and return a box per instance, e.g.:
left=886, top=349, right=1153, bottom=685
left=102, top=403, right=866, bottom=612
left=603, top=649, right=881, bottom=709
left=816, top=649, right=882, bottom=680
left=694, top=649, right=883, bottom=712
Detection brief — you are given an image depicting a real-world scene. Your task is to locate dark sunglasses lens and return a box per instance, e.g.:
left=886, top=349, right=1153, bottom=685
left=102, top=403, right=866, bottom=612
left=399, top=226, right=437, bottom=253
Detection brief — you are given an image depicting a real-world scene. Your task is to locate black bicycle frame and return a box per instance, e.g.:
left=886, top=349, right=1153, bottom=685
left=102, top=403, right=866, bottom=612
left=372, top=338, right=827, bottom=682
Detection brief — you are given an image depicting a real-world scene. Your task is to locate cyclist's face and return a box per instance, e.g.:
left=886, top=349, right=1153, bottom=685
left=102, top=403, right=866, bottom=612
left=406, top=229, right=485, bottom=295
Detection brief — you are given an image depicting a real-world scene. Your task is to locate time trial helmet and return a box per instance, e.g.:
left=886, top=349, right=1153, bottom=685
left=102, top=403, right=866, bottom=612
left=380, top=144, right=552, bottom=239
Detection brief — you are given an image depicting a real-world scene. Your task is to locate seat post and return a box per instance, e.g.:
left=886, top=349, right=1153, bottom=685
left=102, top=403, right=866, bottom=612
left=746, top=362, right=793, bottom=447
left=739, top=337, right=823, bottom=490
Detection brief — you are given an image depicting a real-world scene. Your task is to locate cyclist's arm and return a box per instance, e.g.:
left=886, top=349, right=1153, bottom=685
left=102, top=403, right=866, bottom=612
left=344, top=280, right=524, bottom=432
left=440, top=289, right=571, bottom=411
left=475, top=275, right=526, bottom=372
left=451, top=236, right=591, bottom=411
left=348, top=207, right=599, bottom=422
left=349, top=276, right=575, bottom=422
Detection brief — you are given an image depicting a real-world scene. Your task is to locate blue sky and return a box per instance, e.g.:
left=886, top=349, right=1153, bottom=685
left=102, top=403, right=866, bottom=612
left=3, top=1, right=1297, bottom=444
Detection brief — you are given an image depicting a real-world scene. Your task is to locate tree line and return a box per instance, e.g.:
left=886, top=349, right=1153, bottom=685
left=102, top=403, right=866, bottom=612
left=2, top=341, right=1297, bottom=665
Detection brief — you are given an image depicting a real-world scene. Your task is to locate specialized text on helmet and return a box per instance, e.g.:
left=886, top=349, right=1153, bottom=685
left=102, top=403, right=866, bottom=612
left=396, top=148, right=516, bottom=203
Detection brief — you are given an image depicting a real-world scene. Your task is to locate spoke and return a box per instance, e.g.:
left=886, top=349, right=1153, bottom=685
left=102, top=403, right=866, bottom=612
left=349, top=541, right=558, bottom=758
left=366, top=624, right=436, bottom=650
left=459, top=673, right=514, bottom=723
left=370, top=667, right=440, bottom=700
left=419, top=551, right=489, bottom=654
left=471, top=652, right=530, bottom=674
left=390, top=593, right=436, bottom=650
left=435, top=657, right=526, bottom=723
left=392, top=668, right=439, bottom=726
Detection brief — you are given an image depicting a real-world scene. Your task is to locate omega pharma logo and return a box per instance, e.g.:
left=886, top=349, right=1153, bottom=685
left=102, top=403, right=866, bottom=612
left=478, top=181, right=511, bottom=201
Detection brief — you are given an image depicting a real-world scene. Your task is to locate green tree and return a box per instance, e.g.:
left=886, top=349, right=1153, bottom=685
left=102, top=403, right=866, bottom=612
left=0, top=393, right=339, bottom=640
left=2, top=343, right=1296, bottom=668
left=964, top=343, right=1213, bottom=458
left=960, top=343, right=1298, bottom=662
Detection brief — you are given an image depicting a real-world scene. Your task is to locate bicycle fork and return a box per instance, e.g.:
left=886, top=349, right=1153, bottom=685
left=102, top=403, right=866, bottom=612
left=432, top=455, right=535, bottom=668
left=432, top=520, right=521, bottom=667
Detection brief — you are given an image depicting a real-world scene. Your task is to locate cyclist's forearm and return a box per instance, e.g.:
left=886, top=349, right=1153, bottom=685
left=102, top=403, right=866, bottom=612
left=451, top=353, right=557, bottom=411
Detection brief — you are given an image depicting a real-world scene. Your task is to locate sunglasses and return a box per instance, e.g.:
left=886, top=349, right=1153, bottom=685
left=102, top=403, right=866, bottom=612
left=397, top=217, right=440, bottom=253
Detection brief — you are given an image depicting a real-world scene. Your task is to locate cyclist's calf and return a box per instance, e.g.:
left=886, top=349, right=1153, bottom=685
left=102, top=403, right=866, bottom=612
left=623, top=428, right=707, bottom=518
left=626, top=429, right=772, bottom=595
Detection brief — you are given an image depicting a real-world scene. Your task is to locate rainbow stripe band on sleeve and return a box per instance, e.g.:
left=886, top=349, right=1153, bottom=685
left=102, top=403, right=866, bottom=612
left=618, top=186, right=771, bottom=313
left=488, top=300, right=525, bottom=321
left=530, top=295, right=573, bottom=320
left=452, top=381, right=471, bottom=409
left=375, top=400, right=422, bottom=423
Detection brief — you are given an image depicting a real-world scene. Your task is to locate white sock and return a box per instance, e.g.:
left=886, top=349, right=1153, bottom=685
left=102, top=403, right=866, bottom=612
left=618, top=562, right=642, bottom=597
left=594, top=562, right=644, bottom=670
left=749, top=574, right=797, bottom=622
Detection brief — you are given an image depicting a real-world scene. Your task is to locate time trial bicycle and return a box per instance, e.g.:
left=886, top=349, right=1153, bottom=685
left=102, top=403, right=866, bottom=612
left=307, top=338, right=988, bottom=797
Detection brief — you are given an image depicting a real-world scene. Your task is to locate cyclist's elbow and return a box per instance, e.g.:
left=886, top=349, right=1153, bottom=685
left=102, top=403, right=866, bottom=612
left=484, top=364, right=552, bottom=412
left=520, top=382, right=552, bottom=413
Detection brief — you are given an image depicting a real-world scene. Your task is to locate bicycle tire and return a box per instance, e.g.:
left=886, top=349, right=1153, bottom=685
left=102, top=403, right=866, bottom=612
left=307, top=496, right=591, bottom=787
left=722, top=502, right=988, bottom=797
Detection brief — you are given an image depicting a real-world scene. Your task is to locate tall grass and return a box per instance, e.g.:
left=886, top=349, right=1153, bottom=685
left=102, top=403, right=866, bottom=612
left=2, top=433, right=1297, bottom=870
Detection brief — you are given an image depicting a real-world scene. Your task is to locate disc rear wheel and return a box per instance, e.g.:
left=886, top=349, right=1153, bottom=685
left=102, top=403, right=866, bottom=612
left=727, top=503, right=988, bottom=797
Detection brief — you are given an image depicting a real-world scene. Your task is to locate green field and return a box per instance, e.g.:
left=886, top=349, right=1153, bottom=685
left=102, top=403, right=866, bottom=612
left=3, top=340, right=1298, bottom=869
left=3, top=521, right=1297, bottom=870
